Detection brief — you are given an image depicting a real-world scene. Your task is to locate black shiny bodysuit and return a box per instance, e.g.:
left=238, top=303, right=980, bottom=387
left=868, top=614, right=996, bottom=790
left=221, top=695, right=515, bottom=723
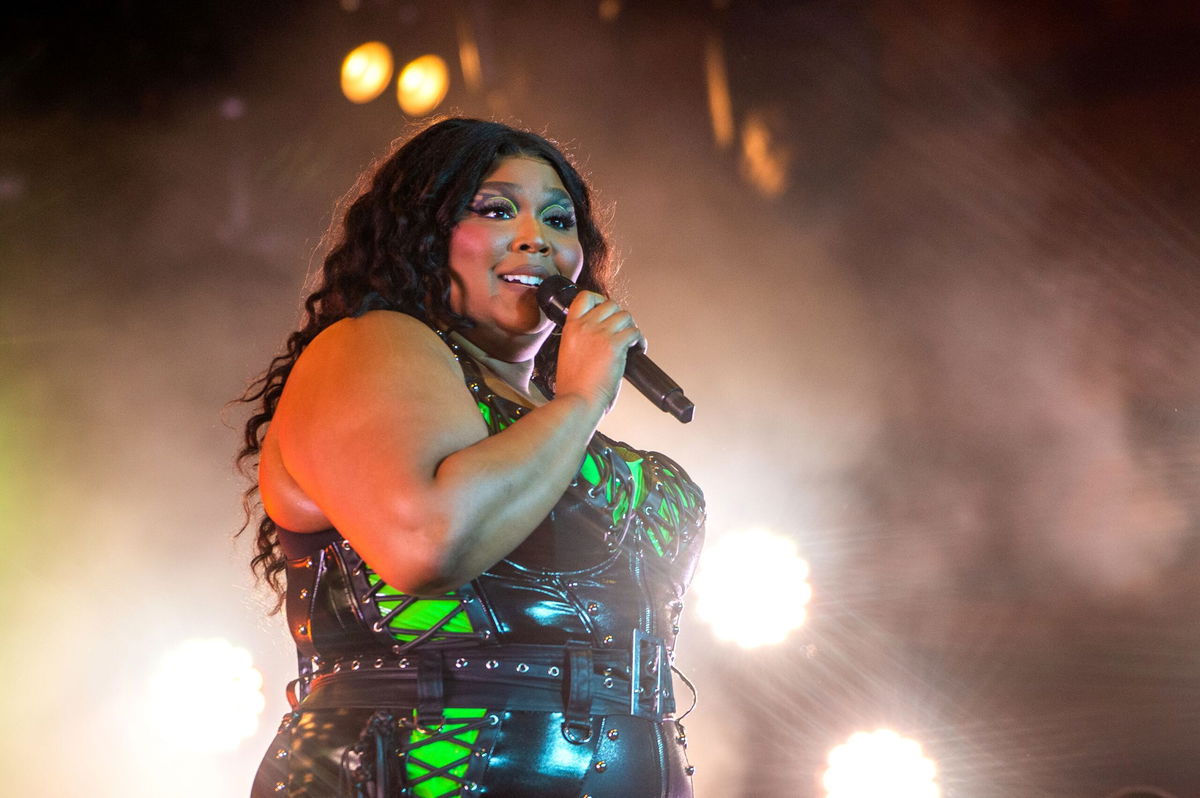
left=251, top=328, right=705, bottom=798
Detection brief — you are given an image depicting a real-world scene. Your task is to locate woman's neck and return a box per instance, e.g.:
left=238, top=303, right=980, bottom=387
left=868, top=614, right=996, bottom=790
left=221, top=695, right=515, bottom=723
left=448, top=331, right=546, bottom=406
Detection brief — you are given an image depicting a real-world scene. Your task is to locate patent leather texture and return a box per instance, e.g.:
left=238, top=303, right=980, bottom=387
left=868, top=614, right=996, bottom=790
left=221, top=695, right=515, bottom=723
left=252, top=324, right=705, bottom=797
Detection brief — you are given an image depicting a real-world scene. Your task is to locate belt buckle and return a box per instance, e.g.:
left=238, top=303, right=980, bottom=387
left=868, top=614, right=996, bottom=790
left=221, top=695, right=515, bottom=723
left=630, top=628, right=666, bottom=719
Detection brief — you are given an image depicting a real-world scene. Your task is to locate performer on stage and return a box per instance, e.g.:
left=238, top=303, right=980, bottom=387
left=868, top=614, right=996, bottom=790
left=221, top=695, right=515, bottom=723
left=238, top=118, right=705, bottom=797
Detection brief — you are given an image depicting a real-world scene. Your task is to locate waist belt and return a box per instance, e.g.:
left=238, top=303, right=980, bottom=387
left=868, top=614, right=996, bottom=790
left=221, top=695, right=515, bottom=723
left=295, top=637, right=675, bottom=735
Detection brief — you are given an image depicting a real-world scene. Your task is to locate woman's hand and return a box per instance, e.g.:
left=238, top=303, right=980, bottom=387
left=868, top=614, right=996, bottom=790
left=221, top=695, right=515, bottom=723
left=553, top=290, right=644, bottom=416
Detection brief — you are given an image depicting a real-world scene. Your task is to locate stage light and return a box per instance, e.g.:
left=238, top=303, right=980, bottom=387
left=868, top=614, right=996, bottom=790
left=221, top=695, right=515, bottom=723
left=397, top=54, right=450, bottom=116
left=456, top=18, right=483, bottom=92
left=822, top=729, right=940, bottom=798
left=740, top=111, right=790, bottom=197
left=704, top=35, right=734, bottom=149
left=142, top=637, right=265, bottom=753
left=341, top=42, right=394, bottom=104
left=693, top=527, right=811, bottom=648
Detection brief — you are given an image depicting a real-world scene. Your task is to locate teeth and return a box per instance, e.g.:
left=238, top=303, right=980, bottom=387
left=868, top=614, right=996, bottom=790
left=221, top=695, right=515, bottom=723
left=501, top=274, right=543, bottom=286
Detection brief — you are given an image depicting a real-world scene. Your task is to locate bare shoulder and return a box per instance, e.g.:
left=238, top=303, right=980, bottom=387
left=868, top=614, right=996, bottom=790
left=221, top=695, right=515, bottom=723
left=302, top=310, right=453, bottom=371
left=275, top=310, right=486, bottom=479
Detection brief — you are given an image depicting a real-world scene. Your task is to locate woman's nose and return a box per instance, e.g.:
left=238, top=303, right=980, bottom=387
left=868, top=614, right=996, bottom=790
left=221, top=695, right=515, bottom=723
left=514, top=217, right=550, bottom=254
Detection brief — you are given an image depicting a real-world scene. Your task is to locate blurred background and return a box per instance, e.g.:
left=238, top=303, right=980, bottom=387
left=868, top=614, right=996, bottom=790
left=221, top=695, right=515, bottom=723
left=3, top=1, right=1199, bottom=796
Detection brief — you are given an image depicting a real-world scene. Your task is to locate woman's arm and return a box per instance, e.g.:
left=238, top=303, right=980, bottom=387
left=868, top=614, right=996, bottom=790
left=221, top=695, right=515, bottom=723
left=270, top=293, right=638, bottom=596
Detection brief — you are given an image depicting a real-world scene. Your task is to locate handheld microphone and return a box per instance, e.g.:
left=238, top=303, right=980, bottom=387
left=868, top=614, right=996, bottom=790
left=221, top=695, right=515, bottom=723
left=536, top=275, right=695, bottom=424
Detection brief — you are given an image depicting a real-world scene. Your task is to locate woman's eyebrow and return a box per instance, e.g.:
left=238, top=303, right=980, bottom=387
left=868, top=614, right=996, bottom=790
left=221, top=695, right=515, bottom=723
left=476, top=181, right=574, bottom=206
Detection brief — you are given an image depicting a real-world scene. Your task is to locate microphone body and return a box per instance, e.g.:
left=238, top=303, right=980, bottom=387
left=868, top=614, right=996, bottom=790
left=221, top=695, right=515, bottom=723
left=535, top=275, right=695, bottom=423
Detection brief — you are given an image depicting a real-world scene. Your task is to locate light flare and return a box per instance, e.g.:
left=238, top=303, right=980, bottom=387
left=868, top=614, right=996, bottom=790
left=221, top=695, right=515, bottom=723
left=341, top=42, right=394, bottom=104
left=140, top=637, right=266, bottom=753
left=705, top=35, right=734, bottom=149
left=693, top=527, right=811, bottom=648
left=398, top=54, right=450, bottom=116
left=822, top=729, right=940, bottom=798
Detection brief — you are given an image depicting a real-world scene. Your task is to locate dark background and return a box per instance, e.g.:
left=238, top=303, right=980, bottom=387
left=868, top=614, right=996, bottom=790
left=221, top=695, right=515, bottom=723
left=3, top=1, right=1199, bottom=795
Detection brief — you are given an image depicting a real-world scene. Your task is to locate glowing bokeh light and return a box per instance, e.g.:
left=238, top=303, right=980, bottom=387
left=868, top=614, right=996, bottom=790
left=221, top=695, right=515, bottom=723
left=693, top=527, right=811, bottom=647
left=823, top=729, right=941, bottom=798
left=143, top=637, right=266, bottom=753
left=456, top=19, right=483, bottom=92
left=740, top=111, right=790, bottom=197
left=705, top=35, right=734, bottom=149
left=341, top=41, right=394, bottom=104
left=599, top=0, right=622, bottom=22
left=397, top=54, right=450, bottom=116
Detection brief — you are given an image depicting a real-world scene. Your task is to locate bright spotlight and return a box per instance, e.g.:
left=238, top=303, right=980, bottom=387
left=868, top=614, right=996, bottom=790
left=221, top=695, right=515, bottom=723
left=143, top=637, right=265, bottom=753
left=822, top=729, right=940, bottom=798
left=341, top=41, right=394, bottom=104
left=397, top=54, right=450, bottom=116
left=693, top=527, right=811, bottom=648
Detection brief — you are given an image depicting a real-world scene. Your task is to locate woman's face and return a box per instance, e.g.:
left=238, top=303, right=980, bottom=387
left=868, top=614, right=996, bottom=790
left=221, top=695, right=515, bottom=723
left=448, top=155, right=585, bottom=360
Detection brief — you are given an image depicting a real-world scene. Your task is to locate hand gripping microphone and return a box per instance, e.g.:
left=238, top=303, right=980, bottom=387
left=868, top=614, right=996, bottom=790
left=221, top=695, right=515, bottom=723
left=536, top=275, right=695, bottom=423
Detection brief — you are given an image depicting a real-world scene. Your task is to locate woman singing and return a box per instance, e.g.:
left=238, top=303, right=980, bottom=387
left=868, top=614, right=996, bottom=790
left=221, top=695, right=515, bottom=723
left=240, top=118, right=705, bottom=797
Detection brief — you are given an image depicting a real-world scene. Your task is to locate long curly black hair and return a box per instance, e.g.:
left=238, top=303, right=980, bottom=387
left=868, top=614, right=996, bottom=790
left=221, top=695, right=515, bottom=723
left=236, top=118, right=615, bottom=610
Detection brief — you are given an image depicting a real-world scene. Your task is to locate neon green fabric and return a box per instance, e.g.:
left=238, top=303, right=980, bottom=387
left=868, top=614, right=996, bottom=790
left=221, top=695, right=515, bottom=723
left=405, top=707, right=488, bottom=797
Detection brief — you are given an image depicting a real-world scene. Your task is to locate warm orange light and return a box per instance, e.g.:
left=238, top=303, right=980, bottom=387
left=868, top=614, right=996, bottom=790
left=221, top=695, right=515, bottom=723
left=705, top=34, right=734, bottom=149
left=740, top=111, right=790, bottom=197
left=397, top=54, right=450, bottom=116
left=457, top=18, right=483, bottom=92
left=341, top=42, right=394, bottom=104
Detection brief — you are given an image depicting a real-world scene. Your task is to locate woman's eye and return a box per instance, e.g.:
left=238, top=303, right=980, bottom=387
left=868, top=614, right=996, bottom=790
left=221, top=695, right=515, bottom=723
left=472, top=198, right=517, bottom=218
left=542, top=206, right=576, bottom=230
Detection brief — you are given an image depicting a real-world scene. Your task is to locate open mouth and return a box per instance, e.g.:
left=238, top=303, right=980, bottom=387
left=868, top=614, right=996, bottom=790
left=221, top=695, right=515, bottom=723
left=500, top=274, right=544, bottom=287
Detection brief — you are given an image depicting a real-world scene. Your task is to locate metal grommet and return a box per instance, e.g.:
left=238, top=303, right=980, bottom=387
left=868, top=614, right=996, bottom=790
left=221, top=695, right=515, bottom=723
left=374, top=658, right=384, bottom=669
left=485, top=659, right=499, bottom=670
left=298, top=588, right=309, bottom=599
left=602, top=677, right=614, bottom=689
left=586, top=602, right=600, bottom=614
left=487, top=713, right=500, bottom=726
left=341, top=540, right=352, bottom=550
left=398, top=658, right=410, bottom=669
left=274, top=781, right=287, bottom=792
left=351, top=660, right=360, bottom=670
left=607, top=728, right=620, bottom=741
left=685, top=765, right=696, bottom=776
left=297, top=625, right=308, bottom=636
left=594, top=760, right=608, bottom=773
left=332, top=662, right=342, bottom=673
left=562, top=721, right=594, bottom=744
left=548, top=665, right=560, bottom=677
left=455, top=658, right=469, bottom=669
left=601, top=635, right=614, bottom=647
left=516, top=663, right=529, bottom=673
left=274, top=748, right=288, bottom=758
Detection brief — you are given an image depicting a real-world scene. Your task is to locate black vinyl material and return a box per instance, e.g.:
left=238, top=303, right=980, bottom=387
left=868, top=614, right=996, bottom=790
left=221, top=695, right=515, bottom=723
left=252, top=326, right=705, bottom=797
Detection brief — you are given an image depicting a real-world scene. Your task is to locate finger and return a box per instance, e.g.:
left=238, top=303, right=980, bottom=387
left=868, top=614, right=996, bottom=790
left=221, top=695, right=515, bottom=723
left=579, top=298, right=630, bottom=325
left=566, top=290, right=605, bottom=317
